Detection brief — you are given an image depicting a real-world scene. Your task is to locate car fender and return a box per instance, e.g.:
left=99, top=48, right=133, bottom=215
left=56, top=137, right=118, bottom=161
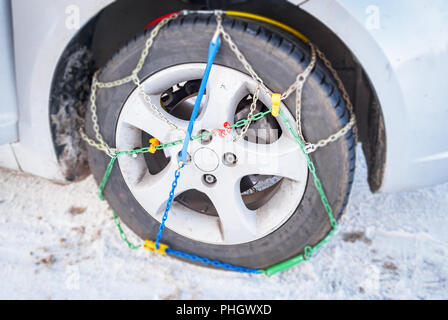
left=294, top=0, right=448, bottom=192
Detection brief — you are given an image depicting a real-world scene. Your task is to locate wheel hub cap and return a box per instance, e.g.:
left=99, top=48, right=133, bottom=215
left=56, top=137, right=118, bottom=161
left=193, top=147, right=219, bottom=172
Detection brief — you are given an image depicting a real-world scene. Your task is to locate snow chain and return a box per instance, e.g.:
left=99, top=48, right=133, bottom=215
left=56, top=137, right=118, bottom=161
left=80, top=10, right=357, bottom=276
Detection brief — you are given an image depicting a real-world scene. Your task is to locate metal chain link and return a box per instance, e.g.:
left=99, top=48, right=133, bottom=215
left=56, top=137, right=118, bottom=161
left=216, top=14, right=270, bottom=95
left=128, top=12, right=185, bottom=132
left=154, top=163, right=184, bottom=250
left=98, top=107, right=337, bottom=275
left=80, top=12, right=183, bottom=156
left=260, top=109, right=338, bottom=276
left=113, top=211, right=141, bottom=250
left=133, top=75, right=185, bottom=132
left=165, top=248, right=262, bottom=274
left=79, top=10, right=360, bottom=276
left=155, top=108, right=272, bottom=150
left=79, top=71, right=117, bottom=157
left=215, top=12, right=356, bottom=153
left=305, top=46, right=357, bottom=153
left=292, top=43, right=316, bottom=144
left=216, top=13, right=273, bottom=144
left=280, top=43, right=315, bottom=101
left=81, top=10, right=357, bottom=159
left=215, top=13, right=278, bottom=143
left=233, top=84, right=260, bottom=141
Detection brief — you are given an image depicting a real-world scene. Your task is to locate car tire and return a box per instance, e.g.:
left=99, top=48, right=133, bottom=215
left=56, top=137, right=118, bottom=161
left=86, top=13, right=356, bottom=269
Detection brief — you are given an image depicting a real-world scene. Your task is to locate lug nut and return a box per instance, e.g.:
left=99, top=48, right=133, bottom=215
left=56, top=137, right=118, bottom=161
left=223, top=152, right=237, bottom=166
left=199, top=130, right=212, bottom=144
left=203, top=174, right=217, bottom=185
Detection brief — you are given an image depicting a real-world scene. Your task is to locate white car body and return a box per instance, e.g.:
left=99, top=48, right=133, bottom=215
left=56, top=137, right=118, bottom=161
left=1, top=0, right=447, bottom=193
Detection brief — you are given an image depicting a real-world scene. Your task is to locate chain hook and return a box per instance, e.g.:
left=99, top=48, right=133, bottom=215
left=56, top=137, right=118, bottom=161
left=106, top=147, right=117, bottom=158
left=304, top=143, right=316, bottom=154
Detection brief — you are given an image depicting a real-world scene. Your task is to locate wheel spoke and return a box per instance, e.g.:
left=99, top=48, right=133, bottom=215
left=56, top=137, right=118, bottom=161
left=129, top=161, right=198, bottom=216
left=118, top=91, right=187, bottom=142
left=206, top=177, right=257, bottom=243
left=231, top=133, right=307, bottom=182
left=196, top=66, right=250, bottom=130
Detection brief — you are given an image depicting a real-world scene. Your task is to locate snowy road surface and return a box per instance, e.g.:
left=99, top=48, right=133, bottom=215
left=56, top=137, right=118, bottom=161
left=0, top=149, right=447, bottom=299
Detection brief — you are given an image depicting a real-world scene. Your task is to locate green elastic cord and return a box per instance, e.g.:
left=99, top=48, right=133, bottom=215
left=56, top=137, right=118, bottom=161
left=98, top=148, right=149, bottom=200
left=95, top=109, right=338, bottom=276
left=260, top=110, right=339, bottom=276
left=112, top=211, right=141, bottom=250
left=155, top=109, right=272, bottom=150
left=98, top=154, right=118, bottom=200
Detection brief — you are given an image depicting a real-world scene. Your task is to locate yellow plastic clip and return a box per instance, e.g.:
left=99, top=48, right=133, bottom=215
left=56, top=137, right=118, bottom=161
left=271, top=93, right=281, bottom=117
left=149, top=144, right=157, bottom=154
left=143, top=240, right=169, bottom=255
left=149, top=138, right=160, bottom=146
left=148, top=138, right=160, bottom=154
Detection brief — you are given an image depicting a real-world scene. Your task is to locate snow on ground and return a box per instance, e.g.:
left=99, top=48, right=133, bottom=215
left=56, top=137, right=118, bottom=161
left=0, top=147, right=447, bottom=299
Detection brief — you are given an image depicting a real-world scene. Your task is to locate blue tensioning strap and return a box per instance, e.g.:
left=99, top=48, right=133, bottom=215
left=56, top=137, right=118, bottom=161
left=154, top=164, right=184, bottom=249
left=155, top=35, right=221, bottom=249
left=167, top=35, right=263, bottom=274
left=165, top=248, right=263, bottom=274
left=179, top=35, right=221, bottom=164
